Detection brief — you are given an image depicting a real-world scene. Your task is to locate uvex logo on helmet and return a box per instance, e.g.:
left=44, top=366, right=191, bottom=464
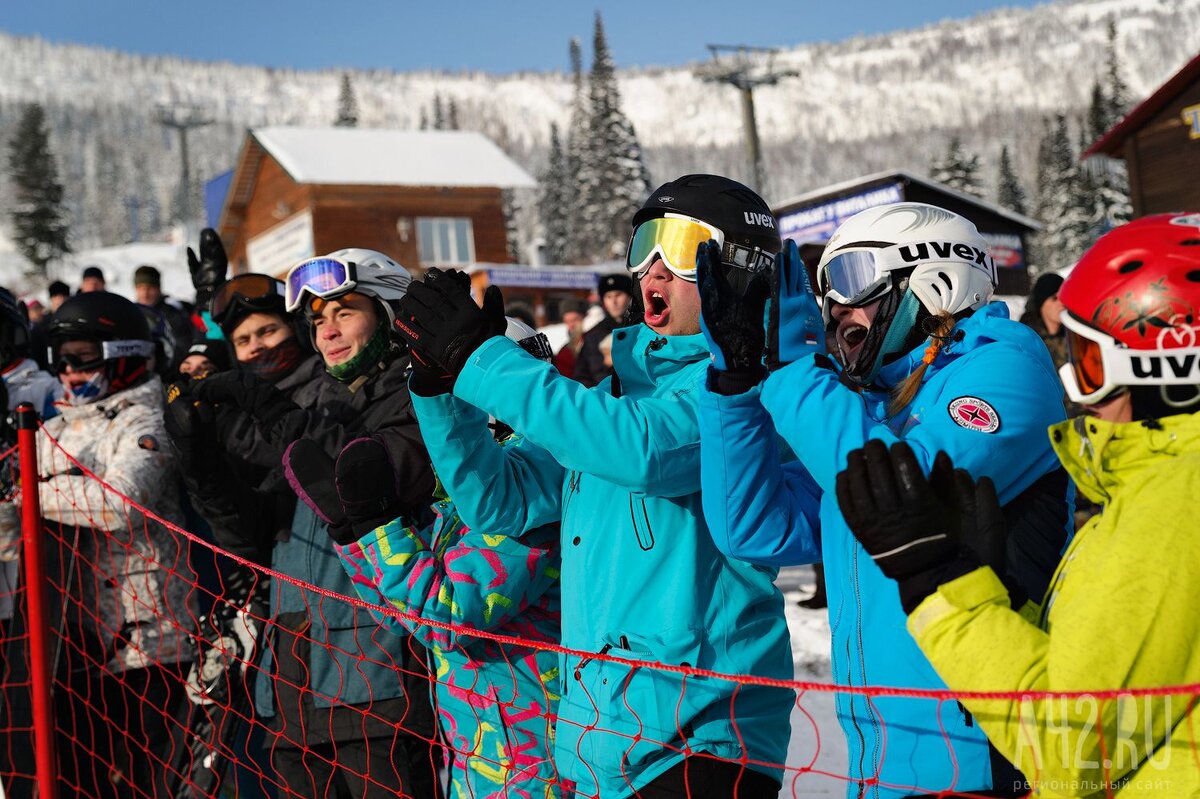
left=898, top=241, right=991, bottom=266
left=1130, top=352, right=1200, bottom=380
left=744, top=212, right=775, bottom=229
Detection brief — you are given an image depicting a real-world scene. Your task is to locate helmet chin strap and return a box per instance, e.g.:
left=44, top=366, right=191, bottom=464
left=846, top=289, right=921, bottom=387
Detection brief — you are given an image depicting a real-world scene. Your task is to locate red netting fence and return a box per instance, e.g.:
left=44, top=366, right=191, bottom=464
left=0, top=408, right=1196, bottom=799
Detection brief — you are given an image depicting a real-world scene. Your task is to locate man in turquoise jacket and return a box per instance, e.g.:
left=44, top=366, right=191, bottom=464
left=393, top=175, right=794, bottom=799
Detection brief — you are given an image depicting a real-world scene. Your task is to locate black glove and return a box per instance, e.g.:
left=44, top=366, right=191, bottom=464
left=163, top=378, right=219, bottom=475
left=192, top=370, right=298, bottom=435
left=282, top=436, right=406, bottom=545
left=188, top=228, right=229, bottom=310
left=282, top=438, right=353, bottom=544
left=835, top=440, right=981, bottom=613
left=334, top=436, right=405, bottom=538
left=393, top=268, right=507, bottom=381
left=697, top=240, right=769, bottom=394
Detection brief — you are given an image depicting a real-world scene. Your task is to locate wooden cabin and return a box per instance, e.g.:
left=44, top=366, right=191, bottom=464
left=216, top=127, right=535, bottom=276
left=1085, top=51, right=1200, bottom=217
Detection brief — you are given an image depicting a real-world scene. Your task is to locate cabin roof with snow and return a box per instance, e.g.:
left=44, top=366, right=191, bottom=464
left=773, top=168, right=1042, bottom=233
left=1085, top=51, right=1200, bottom=158
left=249, top=126, right=536, bottom=189
left=217, top=127, right=529, bottom=275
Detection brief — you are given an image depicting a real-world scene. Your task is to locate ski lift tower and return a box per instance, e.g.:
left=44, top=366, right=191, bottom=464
left=695, top=45, right=796, bottom=194
left=156, top=103, right=213, bottom=225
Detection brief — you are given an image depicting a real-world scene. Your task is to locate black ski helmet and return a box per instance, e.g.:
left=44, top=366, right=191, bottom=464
left=49, top=291, right=155, bottom=391
left=632, top=174, right=782, bottom=256
left=211, top=273, right=290, bottom=337
left=0, top=288, right=31, bottom=368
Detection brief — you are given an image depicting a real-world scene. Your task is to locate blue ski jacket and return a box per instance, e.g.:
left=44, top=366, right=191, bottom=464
left=412, top=324, right=794, bottom=799
left=698, top=302, right=1072, bottom=798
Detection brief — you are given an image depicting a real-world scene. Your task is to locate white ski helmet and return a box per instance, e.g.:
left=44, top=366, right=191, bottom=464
left=319, top=247, right=413, bottom=325
left=816, top=202, right=997, bottom=384
left=287, top=247, right=413, bottom=330
left=504, top=316, right=553, bottom=362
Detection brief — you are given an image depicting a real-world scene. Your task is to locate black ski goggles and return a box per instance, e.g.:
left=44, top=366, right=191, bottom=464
left=210, top=274, right=287, bottom=324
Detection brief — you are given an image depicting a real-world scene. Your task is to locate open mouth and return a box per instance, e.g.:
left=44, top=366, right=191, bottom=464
left=838, top=323, right=868, bottom=359
left=643, top=287, right=670, bottom=327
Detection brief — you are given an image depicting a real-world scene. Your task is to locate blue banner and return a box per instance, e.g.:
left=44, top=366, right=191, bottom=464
left=778, top=182, right=904, bottom=243
left=486, top=267, right=606, bottom=290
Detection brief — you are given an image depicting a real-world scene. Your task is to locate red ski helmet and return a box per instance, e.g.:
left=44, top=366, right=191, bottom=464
left=1058, top=213, right=1200, bottom=406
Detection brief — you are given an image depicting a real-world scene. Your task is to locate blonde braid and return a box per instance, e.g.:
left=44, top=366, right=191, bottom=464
left=887, top=312, right=957, bottom=417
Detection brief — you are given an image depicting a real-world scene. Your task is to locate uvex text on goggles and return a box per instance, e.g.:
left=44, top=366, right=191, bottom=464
left=1059, top=311, right=1200, bottom=405
left=818, top=240, right=997, bottom=308
left=285, top=257, right=358, bottom=313
left=626, top=214, right=773, bottom=281
left=211, top=274, right=286, bottom=323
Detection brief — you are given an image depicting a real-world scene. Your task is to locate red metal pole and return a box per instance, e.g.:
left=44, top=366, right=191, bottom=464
left=16, top=403, right=57, bottom=799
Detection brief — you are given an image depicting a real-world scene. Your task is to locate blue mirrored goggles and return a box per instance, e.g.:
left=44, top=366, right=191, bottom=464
left=285, top=257, right=358, bottom=313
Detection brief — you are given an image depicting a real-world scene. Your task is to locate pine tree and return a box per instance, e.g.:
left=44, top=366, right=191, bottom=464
left=335, top=73, right=359, bottom=127
left=929, top=136, right=982, bottom=197
left=575, top=13, right=651, bottom=262
left=562, top=37, right=589, bottom=263
left=447, top=98, right=460, bottom=130
left=7, top=103, right=70, bottom=277
left=996, top=144, right=1027, bottom=215
left=501, top=189, right=523, bottom=263
left=1087, top=80, right=1109, bottom=142
left=418, top=108, right=429, bottom=130
left=432, top=95, right=446, bottom=130
left=1031, top=115, right=1092, bottom=274
left=1104, top=17, right=1129, bottom=124
left=538, top=123, right=570, bottom=264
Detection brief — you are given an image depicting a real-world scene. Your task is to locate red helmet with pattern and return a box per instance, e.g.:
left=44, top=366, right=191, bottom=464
left=1058, top=213, right=1200, bottom=407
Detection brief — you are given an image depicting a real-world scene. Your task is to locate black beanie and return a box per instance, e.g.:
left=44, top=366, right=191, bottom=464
left=182, top=341, right=231, bottom=373
left=598, top=273, right=634, bottom=297
left=1029, top=273, right=1064, bottom=312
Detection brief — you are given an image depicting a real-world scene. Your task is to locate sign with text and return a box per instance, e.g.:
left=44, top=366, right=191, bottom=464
left=982, top=231, right=1025, bottom=270
left=1183, top=104, right=1200, bottom=140
left=486, top=266, right=606, bottom=290
left=778, top=183, right=904, bottom=243
left=247, top=210, right=315, bottom=277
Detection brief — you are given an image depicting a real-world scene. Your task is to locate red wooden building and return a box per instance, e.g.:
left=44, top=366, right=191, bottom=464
left=216, top=127, right=535, bottom=276
left=1085, top=51, right=1200, bottom=217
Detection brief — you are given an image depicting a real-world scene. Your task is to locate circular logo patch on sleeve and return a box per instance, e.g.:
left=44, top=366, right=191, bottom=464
left=948, top=396, right=1000, bottom=434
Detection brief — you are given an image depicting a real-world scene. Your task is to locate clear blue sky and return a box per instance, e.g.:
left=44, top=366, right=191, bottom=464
left=1, top=1, right=1047, bottom=73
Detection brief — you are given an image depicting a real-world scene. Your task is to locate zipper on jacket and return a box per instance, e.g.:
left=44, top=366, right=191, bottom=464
left=574, top=643, right=612, bottom=680
left=562, top=470, right=581, bottom=525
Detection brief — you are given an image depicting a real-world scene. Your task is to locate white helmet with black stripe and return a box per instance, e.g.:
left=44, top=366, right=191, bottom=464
left=816, top=202, right=996, bottom=384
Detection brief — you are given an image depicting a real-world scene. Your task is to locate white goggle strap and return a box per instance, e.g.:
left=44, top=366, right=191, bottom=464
left=102, top=339, right=156, bottom=360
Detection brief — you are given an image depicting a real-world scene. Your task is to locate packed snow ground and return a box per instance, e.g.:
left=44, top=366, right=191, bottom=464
left=778, top=565, right=849, bottom=796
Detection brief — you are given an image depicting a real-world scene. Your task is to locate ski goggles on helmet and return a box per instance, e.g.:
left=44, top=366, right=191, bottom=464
left=818, top=249, right=893, bottom=309
left=626, top=214, right=774, bottom=281
left=211, top=274, right=286, bottom=324
left=285, top=257, right=358, bottom=313
left=51, top=339, right=154, bottom=375
left=1059, top=311, right=1200, bottom=405
left=818, top=241, right=996, bottom=316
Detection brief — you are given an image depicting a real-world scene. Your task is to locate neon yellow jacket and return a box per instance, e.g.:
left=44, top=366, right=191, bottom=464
left=908, top=412, right=1200, bottom=798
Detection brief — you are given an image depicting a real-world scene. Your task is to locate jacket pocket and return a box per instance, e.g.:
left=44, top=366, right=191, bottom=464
left=629, top=497, right=655, bottom=551
left=567, top=631, right=706, bottom=783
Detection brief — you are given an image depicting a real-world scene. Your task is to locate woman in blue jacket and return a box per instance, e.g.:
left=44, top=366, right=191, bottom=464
left=696, top=203, right=1072, bottom=798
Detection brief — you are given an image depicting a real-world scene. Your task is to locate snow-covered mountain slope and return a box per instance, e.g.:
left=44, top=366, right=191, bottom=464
left=0, top=0, right=1196, bottom=262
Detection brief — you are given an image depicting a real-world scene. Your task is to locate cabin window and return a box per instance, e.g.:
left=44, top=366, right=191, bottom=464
left=417, top=217, right=475, bottom=266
